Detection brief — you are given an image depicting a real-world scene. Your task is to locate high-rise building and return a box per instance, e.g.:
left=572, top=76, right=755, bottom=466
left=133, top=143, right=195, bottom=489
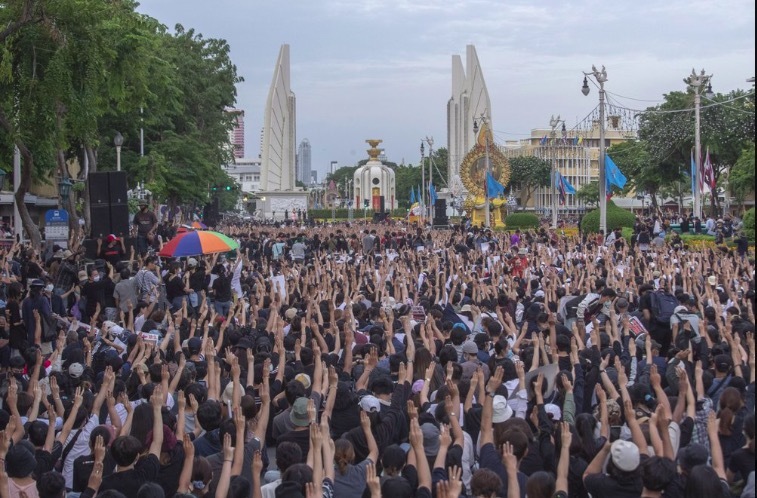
left=310, top=170, right=318, bottom=185
left=227, top=109, right=245, bottom=159
left=296, top=139, right=311, bottom=184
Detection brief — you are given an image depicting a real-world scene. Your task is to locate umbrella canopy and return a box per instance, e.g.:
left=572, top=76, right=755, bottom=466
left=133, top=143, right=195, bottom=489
left=158, top=230, right=238, bottom=257
left=191, top=221, right=208, bottom=230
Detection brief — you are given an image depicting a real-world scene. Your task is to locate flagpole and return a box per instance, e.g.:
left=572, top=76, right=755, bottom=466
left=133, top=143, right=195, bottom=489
left=425, top=136, right=434, bottom=221
left=549, top=115, right=563, bottom=229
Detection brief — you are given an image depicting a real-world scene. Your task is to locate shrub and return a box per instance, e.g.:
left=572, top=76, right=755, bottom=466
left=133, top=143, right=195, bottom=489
left=744, top=207, right=755, bottom=241
left=581, top=201, right=635, bottom=234
left=505, top=212, right=539, bottom=229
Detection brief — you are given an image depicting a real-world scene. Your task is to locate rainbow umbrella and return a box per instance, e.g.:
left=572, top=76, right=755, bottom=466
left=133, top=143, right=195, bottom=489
left=159, top=230, right=238, bottom=257
left=191, top=221, right=208, bottom=230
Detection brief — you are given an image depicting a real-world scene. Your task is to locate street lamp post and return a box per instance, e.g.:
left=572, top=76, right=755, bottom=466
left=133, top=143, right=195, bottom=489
left=425, top=136, right=434, bottom=220
left=58, top=174, right=73, bottom=207
left=114, top=132, right=124, bottom=172
left=582, top=66, right=608, bottom=235
left=684, top=69, right=713, bottom=219
left=420, top=141, right=425, bottom=224
left=548, top=115, right=564, bottom=229
left=473, top=116, right=491, bottom=228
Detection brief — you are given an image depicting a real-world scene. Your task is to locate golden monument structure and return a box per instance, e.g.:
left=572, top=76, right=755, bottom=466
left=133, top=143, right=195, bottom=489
left=459, top=121, right=511, bottom=227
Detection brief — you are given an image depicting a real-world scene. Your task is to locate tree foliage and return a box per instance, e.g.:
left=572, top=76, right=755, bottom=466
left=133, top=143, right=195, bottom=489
left=638, top=89, right=755, bottom=214
left=730, top=143, right=755, bottom=211
left=0, top=0, right=241, bottom=244
left=576, top=181, right=599, bottom=207
left=508, top=156, right=551, bottom=211
left=581, top=201, right=635, bottom=234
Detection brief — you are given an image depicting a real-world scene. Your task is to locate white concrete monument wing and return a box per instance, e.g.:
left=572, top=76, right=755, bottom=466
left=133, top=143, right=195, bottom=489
left=260, top=44, right=296, bottom=192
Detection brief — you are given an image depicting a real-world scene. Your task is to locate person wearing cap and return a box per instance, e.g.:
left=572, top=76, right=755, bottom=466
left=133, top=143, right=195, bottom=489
left=461, top=340, right=490, bottom=381
left=53, top=249, right=79, bottom=296
left=21, top=278, right=52, bottom=346
left=97, top=234, right=126, bottom=267
left=133, top=199, right=157, bottom=257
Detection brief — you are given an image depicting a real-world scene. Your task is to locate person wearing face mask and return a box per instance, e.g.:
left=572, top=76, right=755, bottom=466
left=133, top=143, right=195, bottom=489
left=81, top=267, right=106, bottom=323
left=43, top=280, right=66, bottom=317
left=133, top=199, right=157, bottom=257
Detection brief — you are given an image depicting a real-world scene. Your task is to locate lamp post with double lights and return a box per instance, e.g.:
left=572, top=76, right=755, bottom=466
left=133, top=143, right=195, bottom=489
left=114, top=132, right=124, bottom=172
left=684, top=69, right=713, bottom=218
left=472, top=115, right=491, bottom=228
left=581, top=65, right=608, bottom=235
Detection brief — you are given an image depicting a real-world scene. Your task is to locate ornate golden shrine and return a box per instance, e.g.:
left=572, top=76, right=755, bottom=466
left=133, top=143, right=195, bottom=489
left=460, top=122, right=511, bottom=227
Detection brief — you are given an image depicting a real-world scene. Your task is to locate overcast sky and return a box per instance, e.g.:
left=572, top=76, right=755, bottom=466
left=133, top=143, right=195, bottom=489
left=137, top=0, right=755, bottom=180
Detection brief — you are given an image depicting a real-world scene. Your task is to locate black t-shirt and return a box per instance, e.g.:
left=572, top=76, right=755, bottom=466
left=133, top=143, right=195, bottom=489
left=166, top=275, right=186, bottom=301
left=98, top=453, right=160, bottom=497
left=82, top=280, right=106, bottom=315
left=100, top=243, right=125, bottom=266
left=154, top=445, right=185, bottom=497
left=276, top=428, right=311, bottom=459
left=34, top=442, right=63, bottom=480
left=72, top=452, right=117, bottom=492
left=212, top=275, right=232, bottom=302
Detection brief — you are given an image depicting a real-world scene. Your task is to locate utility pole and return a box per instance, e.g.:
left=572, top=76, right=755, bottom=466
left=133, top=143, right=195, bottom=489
left=582, top=66, right=608, bottom=235
left=685, top=69, right=713, bottom=219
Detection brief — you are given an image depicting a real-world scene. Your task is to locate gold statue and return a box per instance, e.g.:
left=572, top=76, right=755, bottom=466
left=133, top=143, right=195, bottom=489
left=366, top=139, right=382, bottom=160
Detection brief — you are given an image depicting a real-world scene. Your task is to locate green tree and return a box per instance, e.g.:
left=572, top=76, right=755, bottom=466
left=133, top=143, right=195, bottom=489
left=576, top=181, right=600, bottom=207
left=639, top=89, right=755, bottom=215
left=509, top=156, right=551, bottom=211
left=730, top=143, right=755, bottom=212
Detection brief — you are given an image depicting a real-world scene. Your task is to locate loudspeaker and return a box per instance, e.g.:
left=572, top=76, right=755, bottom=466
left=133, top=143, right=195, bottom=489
left=88, top=171, right=130, bottom=237
left=109, top=204, right=130, bottom=238
left=88, top=173, right=111, bottom=206
left=433, top=198, right=448, bottom=227
left=90, top=205, right=112, bottom=238
left=108, top=171, right=128, bottom=204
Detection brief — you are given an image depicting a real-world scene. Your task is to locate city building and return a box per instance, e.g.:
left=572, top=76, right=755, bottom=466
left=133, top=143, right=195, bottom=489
left=296, top=138, right=312, bottom=184
left=310, top=170, right=318, bottom=185
left=223, top=157, right=261, bottom=194
left=227, top=109, right=245, bottom=159
left=498, top=119, right=636, bottom=214
left=447, top=45, right=492, bottom=184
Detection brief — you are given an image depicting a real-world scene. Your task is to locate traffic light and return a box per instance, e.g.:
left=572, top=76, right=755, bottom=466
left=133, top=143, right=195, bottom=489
left=211, top=185, right=218, bottom=191
left=225, top=185, right=231, bottom=191
left=364, top=199, right=369, bottom=208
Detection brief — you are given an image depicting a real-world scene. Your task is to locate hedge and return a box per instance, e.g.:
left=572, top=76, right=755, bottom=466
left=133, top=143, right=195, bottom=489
left=505, top=213, right=539, bottom=229
left=744, top=207, right=755, bottom=241
left=580, top=201, right=635, bottom=234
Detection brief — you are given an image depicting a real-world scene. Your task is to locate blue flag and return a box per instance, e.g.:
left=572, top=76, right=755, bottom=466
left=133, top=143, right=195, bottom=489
left=410, top=186, right=416, bottom=204
left=486, top=171, right=506, bottom=199
left=557, top=171, right=576, bottom=194
left=429, top=183, right=438, bottom=204
left=539, top=135, right=548, bottom=146
left=605, top=154, right=627, bottom=192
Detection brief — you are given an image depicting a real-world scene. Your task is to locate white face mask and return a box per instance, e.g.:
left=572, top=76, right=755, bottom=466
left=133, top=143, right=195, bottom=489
left=93, top=275, right=101, bottom=282
left=45, top=284, right=54, bottom=293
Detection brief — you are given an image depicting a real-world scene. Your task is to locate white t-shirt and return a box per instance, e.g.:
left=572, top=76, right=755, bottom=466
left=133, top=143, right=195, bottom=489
left=62, top=414, right=100, bottom=489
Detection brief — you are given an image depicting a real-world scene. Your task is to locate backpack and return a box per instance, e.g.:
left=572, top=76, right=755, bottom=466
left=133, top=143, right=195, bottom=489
left=649, top=291, right=677, bottom=326
left=564, top=294, right=587, bottom=319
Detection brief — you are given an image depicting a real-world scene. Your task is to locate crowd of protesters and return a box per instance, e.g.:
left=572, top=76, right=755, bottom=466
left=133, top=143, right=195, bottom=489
left=0, top=212, right=754, bottom=498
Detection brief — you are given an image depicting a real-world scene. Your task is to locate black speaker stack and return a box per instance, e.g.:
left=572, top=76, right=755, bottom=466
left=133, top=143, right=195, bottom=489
left=433, top=198, right=449, bottom=228
left=89, top=171, right=130, bottom=238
